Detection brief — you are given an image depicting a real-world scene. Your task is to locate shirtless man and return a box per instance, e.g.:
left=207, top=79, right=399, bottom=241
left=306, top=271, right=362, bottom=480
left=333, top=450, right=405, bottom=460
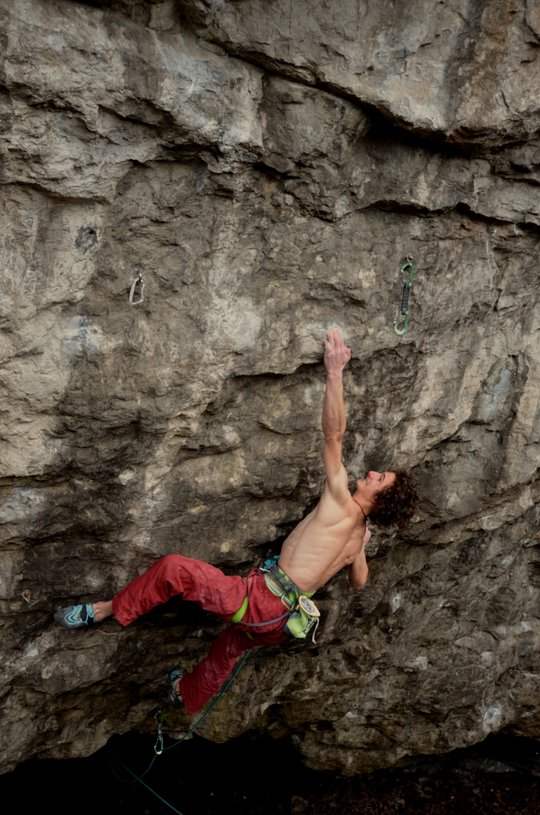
left=280, top=327, right=379, bottom=594
left=55, top=328, right=418, bottom=716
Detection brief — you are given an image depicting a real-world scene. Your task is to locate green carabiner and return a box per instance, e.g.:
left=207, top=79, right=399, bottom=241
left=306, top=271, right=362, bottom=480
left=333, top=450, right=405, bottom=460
left=392, top=256, right=415, bottom=336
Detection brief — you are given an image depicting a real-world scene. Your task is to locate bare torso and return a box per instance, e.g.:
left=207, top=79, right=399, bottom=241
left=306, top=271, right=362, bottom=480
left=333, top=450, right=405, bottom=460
left=278, top=487, right=366, bottom=593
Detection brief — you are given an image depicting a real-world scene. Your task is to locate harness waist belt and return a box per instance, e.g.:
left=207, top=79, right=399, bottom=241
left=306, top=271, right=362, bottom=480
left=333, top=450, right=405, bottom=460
left=263, top=562, right=313, bottom=610
left=230, top=561, right=314, bottom=624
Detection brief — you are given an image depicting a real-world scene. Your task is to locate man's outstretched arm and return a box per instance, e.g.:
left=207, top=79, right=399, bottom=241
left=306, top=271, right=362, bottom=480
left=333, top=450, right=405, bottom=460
left=322, top=328, right=352, bottom=500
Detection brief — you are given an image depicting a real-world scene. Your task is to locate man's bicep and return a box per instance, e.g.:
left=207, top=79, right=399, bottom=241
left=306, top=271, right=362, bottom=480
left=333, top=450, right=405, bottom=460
left=323, top=437, right=349, bottom=500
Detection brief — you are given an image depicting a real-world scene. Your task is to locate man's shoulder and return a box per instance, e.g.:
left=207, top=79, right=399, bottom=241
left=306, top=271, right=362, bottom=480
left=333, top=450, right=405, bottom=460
left=317, top=486, right=356, bottom=517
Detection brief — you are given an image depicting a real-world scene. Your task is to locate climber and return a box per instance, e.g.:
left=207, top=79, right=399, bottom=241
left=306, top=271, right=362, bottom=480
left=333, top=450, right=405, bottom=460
left=54, top=327, right=419, bottom=717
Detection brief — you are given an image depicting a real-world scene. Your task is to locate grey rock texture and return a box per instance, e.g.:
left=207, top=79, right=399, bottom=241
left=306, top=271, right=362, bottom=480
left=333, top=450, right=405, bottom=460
left=0, top=0, right=539, bottom=776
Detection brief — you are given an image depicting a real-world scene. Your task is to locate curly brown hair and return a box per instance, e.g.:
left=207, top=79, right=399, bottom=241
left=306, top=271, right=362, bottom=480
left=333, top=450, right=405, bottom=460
left=368, top=469, right=419, bottom=530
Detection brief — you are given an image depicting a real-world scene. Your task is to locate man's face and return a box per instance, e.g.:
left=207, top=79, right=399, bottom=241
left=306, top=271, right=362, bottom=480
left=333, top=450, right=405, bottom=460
left=356, top=470, right=396, bottom=505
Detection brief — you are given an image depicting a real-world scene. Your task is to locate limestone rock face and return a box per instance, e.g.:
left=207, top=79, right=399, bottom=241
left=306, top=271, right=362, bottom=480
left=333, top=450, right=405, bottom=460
left=0, top=0, right=538, bottom=776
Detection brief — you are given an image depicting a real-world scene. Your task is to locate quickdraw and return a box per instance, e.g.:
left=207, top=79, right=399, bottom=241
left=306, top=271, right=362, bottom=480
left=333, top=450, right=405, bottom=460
left=392, top=255, right=415, bottom=335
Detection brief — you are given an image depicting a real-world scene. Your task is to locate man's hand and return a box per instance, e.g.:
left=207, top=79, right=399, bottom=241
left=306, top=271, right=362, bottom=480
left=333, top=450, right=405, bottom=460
left=324, top=328, right=352, bottom=373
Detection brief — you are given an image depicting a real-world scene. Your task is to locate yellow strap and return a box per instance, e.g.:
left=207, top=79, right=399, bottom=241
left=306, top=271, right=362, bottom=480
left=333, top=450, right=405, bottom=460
left=230, top=595, right=249, bottom=623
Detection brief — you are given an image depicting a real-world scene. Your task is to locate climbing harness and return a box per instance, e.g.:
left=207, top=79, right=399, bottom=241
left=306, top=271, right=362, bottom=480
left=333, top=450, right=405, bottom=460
left=226, top=558, right=321, bottom=641
left=230, top=604, right=290, bottom=629
left=392, top=255, right=415, bottom=335
left=129, top=270, right=145, bottom=305
left=228, top=583, right=291, bottom=629
left=261, top=558, right=321, bottom=643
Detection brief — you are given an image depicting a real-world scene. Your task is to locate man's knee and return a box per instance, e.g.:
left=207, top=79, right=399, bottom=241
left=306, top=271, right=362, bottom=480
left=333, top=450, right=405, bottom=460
left=157, top=554, right=187, bottom=574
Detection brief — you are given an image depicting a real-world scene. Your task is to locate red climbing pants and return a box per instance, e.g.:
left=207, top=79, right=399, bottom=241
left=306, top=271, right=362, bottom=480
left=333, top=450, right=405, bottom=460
left=111, top=554, right=288, bottom=715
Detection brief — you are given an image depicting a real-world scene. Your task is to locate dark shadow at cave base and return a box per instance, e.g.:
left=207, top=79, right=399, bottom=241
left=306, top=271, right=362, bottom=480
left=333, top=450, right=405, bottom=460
left=1, top=732, right=539, bottom=815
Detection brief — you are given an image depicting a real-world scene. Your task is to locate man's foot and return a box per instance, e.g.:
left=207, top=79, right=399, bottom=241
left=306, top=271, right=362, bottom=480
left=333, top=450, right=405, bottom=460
left=54, top=603, right=96, bottom=629
left=167, top=668, right=184, bottom=708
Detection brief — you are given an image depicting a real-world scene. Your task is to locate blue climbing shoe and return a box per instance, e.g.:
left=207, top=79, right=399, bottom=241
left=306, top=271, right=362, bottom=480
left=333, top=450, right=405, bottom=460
left=54, top=603, right=95, bottom=629
left=167, top=667, right=184, bottom=708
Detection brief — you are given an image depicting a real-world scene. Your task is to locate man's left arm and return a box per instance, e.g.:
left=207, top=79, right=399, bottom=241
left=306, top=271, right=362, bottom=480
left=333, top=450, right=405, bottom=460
left=348, top=528, right=371, bottom=589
